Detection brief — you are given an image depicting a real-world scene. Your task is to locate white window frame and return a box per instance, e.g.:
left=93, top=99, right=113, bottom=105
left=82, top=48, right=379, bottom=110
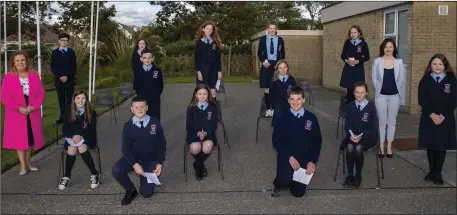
left=383, top=5, right=409, bottom=65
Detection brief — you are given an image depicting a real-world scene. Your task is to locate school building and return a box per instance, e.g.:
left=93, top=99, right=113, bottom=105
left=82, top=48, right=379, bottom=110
left=320, top=1, right=456, bottom=114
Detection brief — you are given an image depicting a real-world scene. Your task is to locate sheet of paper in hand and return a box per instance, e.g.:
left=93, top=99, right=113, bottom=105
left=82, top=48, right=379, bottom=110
left=144, top=172, right=161, bottom=185
left=292, top=168, right=313, bottom=185
left=215, top=80, right=221, bottom=90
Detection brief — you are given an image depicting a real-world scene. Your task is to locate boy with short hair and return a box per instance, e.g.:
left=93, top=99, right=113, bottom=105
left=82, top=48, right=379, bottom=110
left=111, top=96, right=166, bottom=205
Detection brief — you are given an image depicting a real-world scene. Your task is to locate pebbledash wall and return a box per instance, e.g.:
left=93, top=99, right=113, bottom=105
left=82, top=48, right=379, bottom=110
left=321, top=1, right=456, bottom=114
left=250, top=30, right=324, bottom=85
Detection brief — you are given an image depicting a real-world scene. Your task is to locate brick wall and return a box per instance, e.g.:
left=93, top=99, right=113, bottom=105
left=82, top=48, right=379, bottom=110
left=322, top=10, right=384, bottom=101
left=409, top=1, right=457, bottom=114
left=251, top=30, right=323, bottom=85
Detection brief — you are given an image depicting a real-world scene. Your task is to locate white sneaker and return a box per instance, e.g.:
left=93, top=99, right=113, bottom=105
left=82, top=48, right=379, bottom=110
left=90, top=175, right=100, bottom=189
left=58, top=177, right=70, bottom=190
left=265, top=109, right=272, bottom=117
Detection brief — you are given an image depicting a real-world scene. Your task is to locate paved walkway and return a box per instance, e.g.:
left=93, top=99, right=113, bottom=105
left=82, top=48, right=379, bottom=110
left=1, top=83, right=456, bottom=214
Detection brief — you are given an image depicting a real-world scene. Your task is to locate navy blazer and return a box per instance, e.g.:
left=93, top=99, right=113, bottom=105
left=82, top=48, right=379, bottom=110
left=257, top=35, right=285, bottom=63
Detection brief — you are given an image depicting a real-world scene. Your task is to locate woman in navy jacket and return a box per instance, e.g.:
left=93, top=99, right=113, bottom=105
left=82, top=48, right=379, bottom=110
left=186, top=84, right=219, bottom=180
left=193, top=21, right=223, bottom=102
left=59, top=91, right=99, bottom=190
left=418, top=53, right=457, bottom=185
left=131, top=39, right=148, bottom=91
left=340, top=25, right=370, bottom=103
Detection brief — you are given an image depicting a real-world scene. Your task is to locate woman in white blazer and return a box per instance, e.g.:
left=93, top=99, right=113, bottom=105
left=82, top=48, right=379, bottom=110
left=371, top=38, right=406, bottom=158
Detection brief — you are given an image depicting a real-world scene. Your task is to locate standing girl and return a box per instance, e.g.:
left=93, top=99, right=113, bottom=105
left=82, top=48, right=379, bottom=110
left=269, top=59, right=298, bottom=126
left=186, top=84, right=219, bottom=180
left=58, top=91, right=100, bottom=190
left=132, top=39, right=148, bottom=91
left=339, top=25, right=370, bottom=103
left=1, top=51, right=45, bottom=175
left=418, top=54, right=456, bottom=185
left=193, top=21, right=223, bottom=102
left=372, top=38, right=406, bottom=158
left=341, top=82, right=377, bottom=188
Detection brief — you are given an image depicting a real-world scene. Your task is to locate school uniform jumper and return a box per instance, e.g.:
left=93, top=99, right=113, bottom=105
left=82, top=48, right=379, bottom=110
left=61, top=108, right=99, bottom=179
left=342, top=100, right=377, bottom=151
left=50, top=47, right=77, bottom=120
left=131, top=50, right=143, bottom=91
left=339, top=39, right=370, bottom=102
left=186, top=102, right=218, bottom=146
left=194, top=37, right=221, bottom=88
left=269, top=74, right=297, bottom=126
left=134, top=64, right=164, bottom=121
left=272, top=108, right=322, bottom=197
left=112, top=115, right=166, bottom=198
left=257, top=35, right=285, bottom=89
left=418, top=72, right=457, bottom=180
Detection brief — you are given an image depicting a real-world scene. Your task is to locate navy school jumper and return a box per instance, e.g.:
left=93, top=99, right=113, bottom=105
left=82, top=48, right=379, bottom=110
left=186, top=104, right=219, bottom=145
left=339, top=39, right=370, bottom=89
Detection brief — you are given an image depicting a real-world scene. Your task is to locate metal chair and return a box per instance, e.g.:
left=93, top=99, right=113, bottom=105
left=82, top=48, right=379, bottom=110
left=296, top=78, right=314, bottom=106
left=57, top=144, right=102, bottom=186
left=216, top=80, right=227, bottom=107
left=183, top=138, right=223, bottom=182
left=94, top=88, right=116, bottom=123
left=216, top=101, right=230, bottom=148
left=116, top=82, right=134, bottom=111
left=333, top=115, right=384, bottom=188
left=337, top=95, right=348, bottom=139
left=256, top=96, right=272, bottom=143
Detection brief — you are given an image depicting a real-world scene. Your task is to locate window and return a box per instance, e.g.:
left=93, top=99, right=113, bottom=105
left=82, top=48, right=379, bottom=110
left=383, top=7, right=409, bottom=65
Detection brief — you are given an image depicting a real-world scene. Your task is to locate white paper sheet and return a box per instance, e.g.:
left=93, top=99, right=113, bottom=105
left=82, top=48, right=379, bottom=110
left=144, top=172, right=161, bottom=185
left=65, top=138, right=85, bottom=147
left=215, top=80, right=221, bottom=90
left=349, top=130, right=363, bottom=139
left=292, top=168, right=313, bottom=185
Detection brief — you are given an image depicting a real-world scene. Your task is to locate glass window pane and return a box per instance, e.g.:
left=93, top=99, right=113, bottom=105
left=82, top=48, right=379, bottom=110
left=398, top=10, right=408, bottom=63
left=385, top=12, right=396, bottom=34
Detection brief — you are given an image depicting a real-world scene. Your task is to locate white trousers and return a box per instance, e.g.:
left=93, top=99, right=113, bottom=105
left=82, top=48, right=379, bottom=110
left=375, top=94, right=400, bottom=143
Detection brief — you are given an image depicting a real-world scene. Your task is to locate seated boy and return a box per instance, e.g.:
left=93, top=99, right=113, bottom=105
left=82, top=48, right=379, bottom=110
left=271, top=86, right=322, bottom=197
left=112, top=96, right=166, bottom=205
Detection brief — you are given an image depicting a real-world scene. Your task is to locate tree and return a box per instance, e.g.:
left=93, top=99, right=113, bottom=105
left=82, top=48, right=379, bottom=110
left=297, top=1, right=340, bottom=29
left=1, top=1, right=56, bottom=38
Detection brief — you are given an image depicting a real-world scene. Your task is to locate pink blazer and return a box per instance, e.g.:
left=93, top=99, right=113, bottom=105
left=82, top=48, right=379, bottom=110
left=1, top=70, right=45, bottom=150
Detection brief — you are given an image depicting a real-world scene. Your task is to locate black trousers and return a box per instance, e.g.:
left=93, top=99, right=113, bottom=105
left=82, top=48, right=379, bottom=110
left=56, top=80, right=75, bottom=120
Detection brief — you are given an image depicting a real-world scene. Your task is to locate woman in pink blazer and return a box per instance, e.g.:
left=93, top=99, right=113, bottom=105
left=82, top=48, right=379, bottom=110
left=1, top=51, right=45, bottom=175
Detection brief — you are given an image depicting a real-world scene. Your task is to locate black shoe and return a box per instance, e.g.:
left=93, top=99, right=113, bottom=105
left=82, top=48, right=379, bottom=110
left=424, top=172, right=434, bottom=182
left=352, top=176, right=362, bottom=188
left=270, top=188, right=281, bottom=197
left=201, top=164, right=208, bottom=177
left=386, top=153, right=393, bottom=158
left=121, top=188, right=138, bottom=205
left=343, top=176, right=354, bottom=188
left=433, top=177, right=444, bottom=185
left=378, top=153, right=385, bottom=158
left=193, top=162, right=202, bottom=180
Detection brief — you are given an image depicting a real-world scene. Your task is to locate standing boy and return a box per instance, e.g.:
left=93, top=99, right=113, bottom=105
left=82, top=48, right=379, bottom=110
left=112, top=96, right=167, bottom=205
left=271, top=86, right=322, bottom=197
left=257, top=22, right=285, bottom=117
left=51, top=33, right=77, bottom=124
left=134, top=49, right=164, bottom=121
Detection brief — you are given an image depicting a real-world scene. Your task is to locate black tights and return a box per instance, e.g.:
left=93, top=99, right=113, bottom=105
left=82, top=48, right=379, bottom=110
left=346, top=143, right=364, bottom=178
left=427, top=149, right=446, bottom=178
left=65, top=151, right=98, bottom=178
left=346, top=87, right=355, bottom=103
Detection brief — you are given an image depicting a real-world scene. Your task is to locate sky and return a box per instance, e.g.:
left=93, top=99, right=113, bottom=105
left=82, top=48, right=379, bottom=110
left=48, top=1, right=310, bottom=27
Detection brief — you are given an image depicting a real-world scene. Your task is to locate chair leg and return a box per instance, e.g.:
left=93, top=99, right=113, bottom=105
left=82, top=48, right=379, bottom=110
left=184, top=144, right=188, bottom=182
left=380, top=150, right=385, bottom=179
left=218, top=144, right=224, bottom=181
left=224, top=92, right=227, bottom=107
left=336, top=117, right=340, bottom=138
left=333, top=149, right=342, bottom=182
left=219, top=121, right=230, bottom=148
left=375, top=150, right=381, bottom=188
left=342, top=148, right=346, bottom=174
left=112, top=105, right=117, bottom=123
left=96, top=146, right=102, bottom=184
left=256, top=117, right=261, bottom=143
left=58, top=151, right=65, bottom=185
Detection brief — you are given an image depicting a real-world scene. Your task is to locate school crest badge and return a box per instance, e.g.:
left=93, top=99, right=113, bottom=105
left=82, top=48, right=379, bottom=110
left=150, top=124, right=156, bottom=135
left=362, top=112, right=369, bottom=122
left=444, top=84, right=451, bottom=93
left=287, top=85, right=292, bottom=92
left=83, top=121, right=88, bottom=129
left=212, top=43, right=216, bottom=50
left=207, top=112, right=212, bottom=120
left=153, top=71, right=159, bottom=79
left=278, top=45, right=282, bottom=52
left=305, top=120, right=312, bottom=131
left=357, top=46, right=362, bottom=52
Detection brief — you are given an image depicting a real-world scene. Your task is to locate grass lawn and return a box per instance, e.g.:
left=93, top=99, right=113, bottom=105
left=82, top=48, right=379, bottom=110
left=1, top=75, right=251, bottom=172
